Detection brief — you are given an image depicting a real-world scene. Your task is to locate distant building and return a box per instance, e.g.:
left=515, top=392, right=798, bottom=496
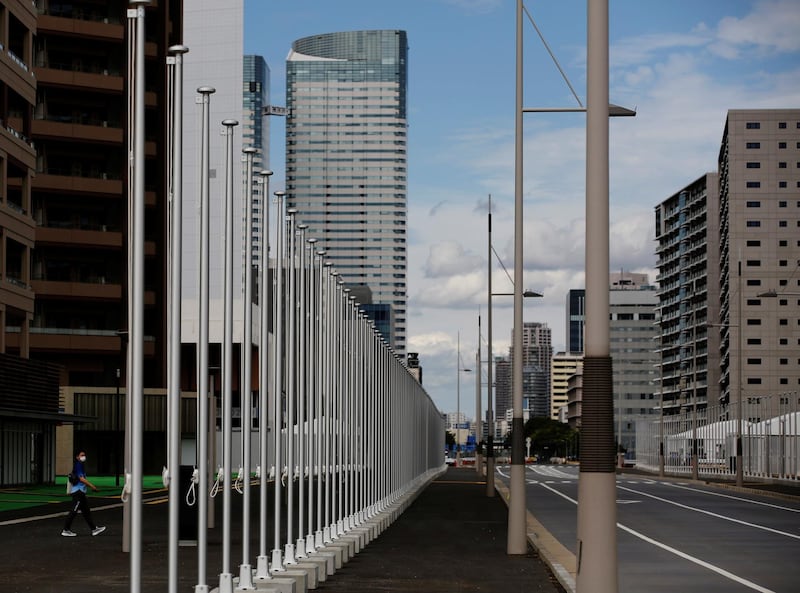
left=551, top=352, right=583, bottom=421
left=610, top=279, right=659, bottom=455
left=494, top=356, right=512, bottom=421
left=406, top=352, right=422, bottom=384
left=655, top=173, right=721, bottom=417
left=510, top=322, right=552, bottom=418
left=242, top=54, right=271, bottom=266
left=566, top=289, right=585, bottom=354
left=716, top=110, right=800, bottom=415
left=285, top=30, right=409, bottom=353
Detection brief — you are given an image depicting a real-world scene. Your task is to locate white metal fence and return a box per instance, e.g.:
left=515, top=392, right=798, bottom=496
left=635, top=392, right=800, bottom=482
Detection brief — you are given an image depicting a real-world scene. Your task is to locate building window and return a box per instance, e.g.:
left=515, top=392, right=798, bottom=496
left=747, top=240, right=761, bottom=246
left=779, top=181, right=787, bottom=188
left=746, top=260, right=761, bottom=266
left=746, top=201, right=761, bottom=207
left=779, top=201, right=787, bottom=207
left=746, top=122, right=761, bottom=129
left=746, top=142, right=761, bottom=149
left=746, top=162, right=761, bottom=168
left=746, top=221, right=761, bottom=227
left=780, top=221, right=788, bottom=227
left=778, top=122, right=787, bottom=129
left=780, top=240, right=788, bottom=246
left=781, top=378, right=788, bottom=385
left=779, top=142, right=787, bottom=149
left=780, top=358, right=788, bottom=365
left=747, top=338, right=762, bottom=345
left=746, top=279, right=762, bottom=286
left=780, top=319, right=788, bottom=326
left=747, top=358, right=762, bottom=365
left=746, top=181, right=761, bottom=188
left=779, top=162, right=787, bottom=168
left=747, top=378, right=762, bottom=385
left=747, top=319, right=762, bottom=325
left=780, top=260, right=788, bottom=266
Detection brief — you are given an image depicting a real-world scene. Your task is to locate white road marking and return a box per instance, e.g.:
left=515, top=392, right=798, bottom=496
left=536, top=482, right=777, bottom=593
left=617, top=484, right=800, bottom=541
left=665, top=482, right=800, bottom=513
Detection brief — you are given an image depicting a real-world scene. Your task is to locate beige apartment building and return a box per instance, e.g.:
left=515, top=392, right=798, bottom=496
left=656, top=109, right=800, bottom=423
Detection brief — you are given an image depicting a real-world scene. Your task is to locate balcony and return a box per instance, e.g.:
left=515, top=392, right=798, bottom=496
left=32, top=118, right=123, bottom=145
left=31, top=279, right=121, bottom=301
left=33, top=171, right=123, bottom=196
left=35, top=63, right=123, bottom=93
left=37, top=13, right=125, bottom=42
left=35, top=226, right=122, bottom=249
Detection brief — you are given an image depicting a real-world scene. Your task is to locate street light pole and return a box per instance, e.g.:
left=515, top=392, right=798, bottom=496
left=456, top=332, right=462, bottom=467
left=507, top=0, right=527, bottom=555
left=486, top=195, right=496, bottom=496
left=576, top=1, right=618, bottom=591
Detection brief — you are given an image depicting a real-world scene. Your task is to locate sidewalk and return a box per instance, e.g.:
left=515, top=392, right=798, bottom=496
left=314, top=467, right=566, bottom=592
left=0, top=467, right=565, bottom=593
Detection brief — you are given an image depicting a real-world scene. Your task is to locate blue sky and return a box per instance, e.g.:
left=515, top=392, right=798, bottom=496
left=244, top=0, right=800, bottom=416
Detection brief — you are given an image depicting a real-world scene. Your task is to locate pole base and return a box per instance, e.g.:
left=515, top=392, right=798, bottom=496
left=315, top=530, right=324, bottom=549
left=295, top=538, right=306, bottom=559
left=306, top=533, right=315, bottom=554
left=284, top=542, right=296, bottom=565
left=255, top=555, right=270, bottom=580
left=270, top=548, right=284, bottom=573
left=238, top=564, right=253, bottom=590
left=218, top=572, right=233, bottom=593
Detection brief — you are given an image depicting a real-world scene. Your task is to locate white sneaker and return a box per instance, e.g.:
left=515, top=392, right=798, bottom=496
left=61, top=529, right=77, bottom=537
left=91, top=526, right=106, bottom=536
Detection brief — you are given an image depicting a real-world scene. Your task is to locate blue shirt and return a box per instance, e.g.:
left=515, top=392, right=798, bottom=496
left=70, top=460, right=87, bottom=494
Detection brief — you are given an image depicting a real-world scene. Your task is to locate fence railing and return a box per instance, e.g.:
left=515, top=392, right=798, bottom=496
left=635, top=393, right=800, bottom=482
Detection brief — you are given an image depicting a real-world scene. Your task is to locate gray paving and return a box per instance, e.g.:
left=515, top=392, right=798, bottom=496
left=0, top=468, right=565, bottom=593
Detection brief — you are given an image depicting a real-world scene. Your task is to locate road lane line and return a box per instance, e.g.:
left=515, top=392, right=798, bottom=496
left=535, top=482, right=777, bottom=593
left=617, top=484, right=800, bottom=541
left=664, top=482, right=800, bottom=513
left=615, top=523, right=777, bottom=593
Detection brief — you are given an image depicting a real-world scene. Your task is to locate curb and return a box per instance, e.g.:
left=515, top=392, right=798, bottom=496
left=494, top=477, right=576, bottom=593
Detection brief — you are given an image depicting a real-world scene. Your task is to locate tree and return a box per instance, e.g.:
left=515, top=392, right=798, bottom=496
left=522, top=417, right=577, bottom=459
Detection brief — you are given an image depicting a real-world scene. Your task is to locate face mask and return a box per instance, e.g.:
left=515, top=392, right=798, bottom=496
left=79, top=456, right=87, bottom=462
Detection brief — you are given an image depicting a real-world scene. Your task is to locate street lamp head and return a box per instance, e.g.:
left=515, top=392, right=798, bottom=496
left=522, top=290, right=543, bottom=298
left=757, top=289, right=778, bottom=298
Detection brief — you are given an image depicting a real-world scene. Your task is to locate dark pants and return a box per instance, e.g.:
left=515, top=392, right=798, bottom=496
left=64, top=490, right=95, bottom=531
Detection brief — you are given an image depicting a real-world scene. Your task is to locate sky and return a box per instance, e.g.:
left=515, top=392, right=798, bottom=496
left=243, top=0, right=800, bottom=417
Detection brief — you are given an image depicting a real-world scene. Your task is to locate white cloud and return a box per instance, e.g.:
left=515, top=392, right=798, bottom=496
left=712, top=0, right=800, bottom=58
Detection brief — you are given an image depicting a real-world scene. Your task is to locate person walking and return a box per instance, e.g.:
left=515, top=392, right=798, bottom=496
left=62, top=451, right=106, bottom=537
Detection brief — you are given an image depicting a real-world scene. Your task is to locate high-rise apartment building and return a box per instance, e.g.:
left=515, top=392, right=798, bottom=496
left=510, top=322, right=552, bottom=418
left=551, top=352, right=582, bottom=421
left=717, top=109, right=800, bottom=414
left=29, top=1, right=179, bottom=387
left=609, top=279, right=659, bottom=455
left=285, top=30, right=409, bottom=352
left=1, top=0, right=35, bottom=358
left=494, top=356, right=511, bottom=425
left=655, top=173, right=722, bottom=416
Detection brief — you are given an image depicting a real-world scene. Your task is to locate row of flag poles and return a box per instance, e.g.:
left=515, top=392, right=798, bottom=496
left=126, top=4, right=445, bottom=593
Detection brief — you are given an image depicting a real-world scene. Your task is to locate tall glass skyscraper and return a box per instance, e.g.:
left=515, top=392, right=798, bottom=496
left=285, top=30, right=409, bottom=352
left=243, top=55, right=270, bottom=266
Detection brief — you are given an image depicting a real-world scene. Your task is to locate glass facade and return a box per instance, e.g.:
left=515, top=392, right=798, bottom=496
left=285, top=30, right=408, bottom=352
left=243, top=55, right=270, bottom=265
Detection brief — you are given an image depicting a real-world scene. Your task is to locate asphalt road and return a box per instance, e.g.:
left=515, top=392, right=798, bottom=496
left=497, top=464, right=800, bottom=593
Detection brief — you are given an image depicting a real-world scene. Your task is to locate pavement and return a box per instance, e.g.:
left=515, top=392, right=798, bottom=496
left=0, top=467, right=566, bottom=593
